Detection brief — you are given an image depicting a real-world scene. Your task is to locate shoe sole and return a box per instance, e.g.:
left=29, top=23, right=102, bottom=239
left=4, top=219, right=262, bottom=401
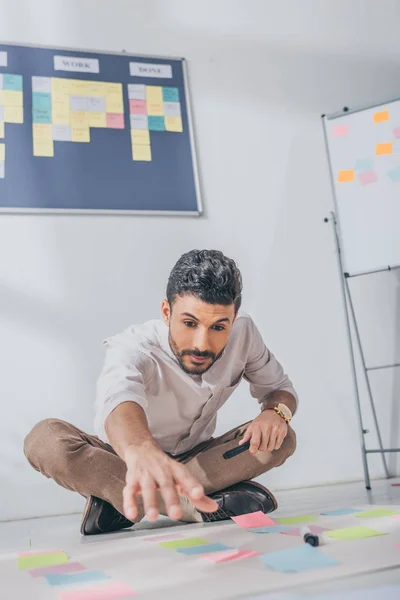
left=80, top=496, right=94, bottom=536
left=243, top=480, right=278, bottom=512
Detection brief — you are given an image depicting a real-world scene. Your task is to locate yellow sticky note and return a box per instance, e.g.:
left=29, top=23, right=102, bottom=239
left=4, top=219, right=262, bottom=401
left=373, top=110, right=389, bottom=123
left=69, top=79, right=92, bottom=96
left=33, top=138, right=54, bottom=157
left=131, top=129, right=150, bottom=145
left=106, top=93, right=124, bottom=113
left=376, top=142, right=392, bottom=155
left=0, top=143, right=5, bottom=161
left=132, top=144, right=152, bottom=161
left=52, top=93, right=70, bottom=125
left=105, top=82, right=122, bottom=95
left=33, top=123, right=52, bottom=140
left=52, top=77, right=71, bottom=95
left=71, top=126, right=90, bottom=143
left=88, top=112, right=107, bottom=128
left=0, top=90, right=23, bottom=107
left=4, top=106, right=23, bottom=123
left=165, top=116, right=183, bottom=132
left=87, top=81, right=106, bottom=97
left=146, top=86, right=163, bottom=103
left=71, top=111, right=89, bottom=127
left=0, top=122, right=4, bottom=138
left=337, top=169, right=354, bottom=183
left=147, top=102, right=164, bottom=116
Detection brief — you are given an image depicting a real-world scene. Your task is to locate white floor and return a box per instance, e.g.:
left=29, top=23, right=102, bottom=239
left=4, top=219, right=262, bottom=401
left=1, top=478, right=400, bottom=599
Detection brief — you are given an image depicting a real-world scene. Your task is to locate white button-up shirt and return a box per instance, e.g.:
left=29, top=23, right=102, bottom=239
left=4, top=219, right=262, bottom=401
left=94, top=311, right=298, bottom=455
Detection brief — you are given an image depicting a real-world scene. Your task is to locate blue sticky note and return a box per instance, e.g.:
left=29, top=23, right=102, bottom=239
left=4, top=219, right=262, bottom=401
left=252, top=525, right=293, bottom=534
left=260, top=544, right=339, bottom=573
left=44, top=570, right=109, bottom=586
left=32, top=92, right=52, bottom=111
left=3, top=74, right=23, bottom=91
left=355, top=158, right=373, bottom=172
left=148, top=116, right=165, bottom=131
left=177, top=542, right=232, bottom=555
left=388, top=166, right=400, bottom=182
left=321, top=508, right=362, bottom=517
left=32, top=107, right=52, bottom=124
left=163, top=87, right=179, bottom=102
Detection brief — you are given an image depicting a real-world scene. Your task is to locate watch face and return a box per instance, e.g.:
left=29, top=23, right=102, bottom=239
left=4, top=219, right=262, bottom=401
left=278, top=403, right=292, bottom=419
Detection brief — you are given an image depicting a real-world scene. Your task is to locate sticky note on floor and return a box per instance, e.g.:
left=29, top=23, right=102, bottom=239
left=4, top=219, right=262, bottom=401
left=18, top=551, right=69, bottom=570
left=354, top=509, right=398, bottom=518
left=373, top=110, right=389, bottom=123
left=252, top=525, right=293, bottom=534
left=177, top=542, right=232, bottom=555
left=159, top=537, right=208, bottom=550
left=358, top=170, right=377, bottom=185
left=355, top=158, right=373, bottom=172
left=202, top=549, right=260, bottom=563
left=388, top=167, right=400, bottom=182
left=337, top=170, right=354, bottom=182
left=260, top=544, right=339, bottom=573
left=282, top=525, right=329, bottom=537
left=59, top=581, right=137, bottom=600
left=326, top=526, right=387, bottom=540
left=29, top=561, right=85, bottom=577
left=376, top=142, right=392, bottom=155
left=277, top=515, right=318, bottom=525
left=45, top=570, right=109, bottom=586
left=231, top=511, right=276, bottom=528
left=145, top=533, right=185, bottom=542
left=321, top=508, right=363, bottom=517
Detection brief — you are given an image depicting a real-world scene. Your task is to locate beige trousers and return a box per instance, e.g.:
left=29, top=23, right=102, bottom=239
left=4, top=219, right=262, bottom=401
left=24, top=418, right=296, bottom=521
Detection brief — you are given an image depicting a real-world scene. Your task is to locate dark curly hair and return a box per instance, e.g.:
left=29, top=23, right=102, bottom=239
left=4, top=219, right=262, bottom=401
left=166, top=249, right=243, bottom=313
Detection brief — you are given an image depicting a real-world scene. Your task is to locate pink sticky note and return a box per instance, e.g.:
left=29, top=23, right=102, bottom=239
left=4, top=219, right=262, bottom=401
left=129, top=99, right=147, bottom=115
left=333, top=125, right=349, bottom=137
left=395, top=543, right=400, bottom=548
left=358, top=170, right=377, bottom=185
left=59, top=581, right=136, bottom=600
left=106, top=113, right=125, bottom=129
left=202, top=549, right=261, bottom=563
left=393, top=128, right=400, bottom=139
left=29, top=561, right=85, bottom=577
left=391, top=483, right=400, bottom=486
left=145, top=534, right=185, bottom=542
left=391, top=515, right=400, bottom=520
left=282, top=525, right=329, bottom=537
left=231, top=511, right=276, bottom=529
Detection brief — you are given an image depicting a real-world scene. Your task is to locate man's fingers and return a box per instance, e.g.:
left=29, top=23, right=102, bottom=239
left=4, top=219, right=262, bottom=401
left=275, top=431, right=286, bottom=450
left=140, top=477, right=159, bottom=522
left=158, top=478, right=182, bottom=520
left=267, top=428, right=279, bottom=452
left=249, top=426, right=261, bottom=454
left=173, top=464, right=218, bottom=513
left=239, top=426, right=252, bottom=445
left=123, top=481, right=139, bottom=521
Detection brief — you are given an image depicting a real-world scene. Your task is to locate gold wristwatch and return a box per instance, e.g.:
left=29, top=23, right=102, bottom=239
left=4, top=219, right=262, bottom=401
left=273, top=403, right=292, bottom=424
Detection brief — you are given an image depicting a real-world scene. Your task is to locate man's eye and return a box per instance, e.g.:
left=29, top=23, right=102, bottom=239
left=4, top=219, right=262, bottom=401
left=184, top=321, right=196, bottom=327
left=213, top=326, right=225, bottom=331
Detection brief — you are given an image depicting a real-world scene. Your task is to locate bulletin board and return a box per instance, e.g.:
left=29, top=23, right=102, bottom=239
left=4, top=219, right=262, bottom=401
left=323, top=98, right=400, bottom=275
left=0, top=43, right=202, bottom=215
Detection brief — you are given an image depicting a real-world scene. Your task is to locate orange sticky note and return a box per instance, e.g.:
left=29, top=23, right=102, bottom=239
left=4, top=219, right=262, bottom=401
left=376, top=142, right=392, bottom=155
left=373, top=110, right=389, bottom=123
left=337, top=170, right=354, bottom=183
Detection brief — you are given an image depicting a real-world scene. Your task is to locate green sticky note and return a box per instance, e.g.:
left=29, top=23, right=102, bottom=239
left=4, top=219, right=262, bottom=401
left=159, top=537, right=208, bottom=550
left=326, top=526, right=387, bottom=540
left=277, top=515, right=318, bottom=525
left=354, top=509, right=398, bottom=519
left=18, top=551, right=69, bottom=570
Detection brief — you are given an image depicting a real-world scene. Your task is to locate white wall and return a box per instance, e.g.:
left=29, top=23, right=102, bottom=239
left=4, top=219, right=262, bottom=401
left=1, top=0, right=400, bottom=521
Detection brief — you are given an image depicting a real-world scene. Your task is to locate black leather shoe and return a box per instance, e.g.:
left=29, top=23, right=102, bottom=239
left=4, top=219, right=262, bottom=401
left=201, top=481, right=277, bottom=522
left=80, top=496, right=134, bottom=535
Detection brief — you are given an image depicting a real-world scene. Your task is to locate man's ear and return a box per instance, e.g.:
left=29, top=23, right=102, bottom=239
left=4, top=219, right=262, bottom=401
left=161, top=299, right=171, bottom=325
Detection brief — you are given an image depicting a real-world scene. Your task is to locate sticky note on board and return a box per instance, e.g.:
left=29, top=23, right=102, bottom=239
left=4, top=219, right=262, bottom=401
left=52, top=124, right=72, bottom=141
left=4, top=106, right=23, bottom=123
left=52, top=77, right=71, bottom=95
left=87, top=81, right=106, bottom=97
left=358, top=170, right=378, bottom=185
left=321, top=508, right=362, bottom=516
left=129, top=99, right=147, bottom=114
left=148, top=116, right=165, bottom=131
left=177, top=542, right=233, bottom=555
left=128, top=84, right=146, bottom=100
left=165, top=116, right=183, bottom=132
left=33, top=138, right=55, bottom=157
left=373, top=110, right=389, bottom=123
left=32, top=92, right=52, bottom=111
left=147, top=101, right=164, bottom=116
left=130, top=114, right=148, bottom=130
left=0, top=143, right=5, bottom=161
left=159, top=537, right=208, bottom=549
left=332, top=125, right=349, bottom=137
left=71, top=126, right=90, bottom=143
left=277, top=515, right=318, bottom=525
left=131, top=129, right=150, bottom=145
left=164, top=101, right=181, bottom=117
left=326, top=526, right=387, bottom=540
left=33, top=123, right=53, bottom=140
left=0, top=121, right=4, bottom=138
left=88, top=112, right=107, bottom=128
left=106, top=93, right=124, bottom=114
left=71, top=111, right=89, bottom=127
left=106, top=113, right=124, bottom=129
left=354, top=509, right=398, bottom=518
left=29, top=561, right=85, bottom=577
left=202, top=549, right=260, bottom=563
left=163, top=87, right=179, bottom=102
left=58, top=581, right=137, bottom=600
left=337, top=170, right=354, bottom=182
left=146, top=85, right=163, bottom=104
left=70, top=95, right=89, bottom=112
left=132, top=144, right=151, bottom=161
left=45, top=569, right=109, bottom=586
left=88, top=97, right=106, bottom=112
left=232, top=511, right=276, bottom=528
left=376, top=142, right=392, bottom=155
left=3, top=74, right=23, bottom=91
left=0, top=161, right=4, bottom=178
left=33, top=108, right=52, bottom=124
left=18, top=551, right=68, bottom=570
left=32, top=76, right=52, bottom=93
left=0, top=89, right=23, bottom=106
left=260, top=544, right=339, bottom=573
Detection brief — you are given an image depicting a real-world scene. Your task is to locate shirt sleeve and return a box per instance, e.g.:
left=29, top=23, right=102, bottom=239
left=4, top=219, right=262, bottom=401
left=243, top=317, right=299, bottom=412
left=94, top=336, right=154, bottom=441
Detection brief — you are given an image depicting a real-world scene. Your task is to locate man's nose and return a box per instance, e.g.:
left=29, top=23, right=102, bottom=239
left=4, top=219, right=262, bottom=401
left=193, top=329, right=210, bottom=353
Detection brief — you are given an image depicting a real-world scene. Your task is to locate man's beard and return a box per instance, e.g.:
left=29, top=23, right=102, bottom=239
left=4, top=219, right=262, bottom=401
left=168, top=332, right=225, bottom=375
